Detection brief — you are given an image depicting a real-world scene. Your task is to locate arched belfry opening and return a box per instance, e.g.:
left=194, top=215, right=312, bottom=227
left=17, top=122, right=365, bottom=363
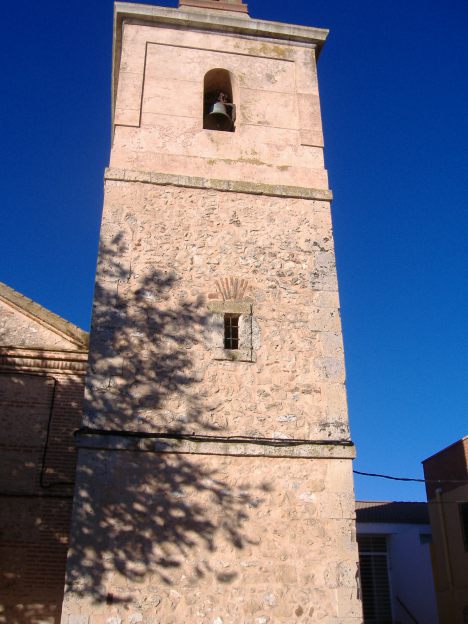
left=203, top=69, right=236, bottom=132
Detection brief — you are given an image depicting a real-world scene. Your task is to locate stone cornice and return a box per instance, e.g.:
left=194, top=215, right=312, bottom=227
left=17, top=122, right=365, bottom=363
left=114, top=3, right=328, bottom=48
left=0, top=347, right=88, bottom=375
left=179, top=0, right=249, bottom=14
left=105, top=167, right=333, bottom=201
left=76, top=432, right=355, bottom=460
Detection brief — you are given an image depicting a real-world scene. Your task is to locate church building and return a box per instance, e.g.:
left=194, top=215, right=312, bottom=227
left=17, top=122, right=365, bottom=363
left=60, top=0, right=362, bottom=622
left=0, top=281, right=88, bottom=623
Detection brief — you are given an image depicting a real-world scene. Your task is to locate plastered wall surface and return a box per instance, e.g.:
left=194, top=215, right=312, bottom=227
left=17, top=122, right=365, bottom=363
left=111, top=22, right=328, bottom=189
left=427, top=483, right=468, bottom=624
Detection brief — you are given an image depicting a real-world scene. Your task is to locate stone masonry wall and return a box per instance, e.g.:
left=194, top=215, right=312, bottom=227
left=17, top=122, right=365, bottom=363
left=59, top=178, right=362, bottom=623
left=62, top=450, right=360, bottom=624
left=84, top=180, right=349, bottom=444
left=62, top=7, right=361, bottom=623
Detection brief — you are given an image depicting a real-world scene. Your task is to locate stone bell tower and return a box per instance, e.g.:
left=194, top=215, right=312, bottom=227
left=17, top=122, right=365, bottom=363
left=61, top=1, right=362, bottom=622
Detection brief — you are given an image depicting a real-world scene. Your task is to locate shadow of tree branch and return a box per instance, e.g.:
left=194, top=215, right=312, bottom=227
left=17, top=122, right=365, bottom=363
left=65, top=236, right=267, bottom=605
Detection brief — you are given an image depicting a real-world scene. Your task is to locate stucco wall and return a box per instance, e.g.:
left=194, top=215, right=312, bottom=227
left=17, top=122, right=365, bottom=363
left=427, top=485, right=468, bottom=624
left=111, top=21, right=328, bottom=189
left=357, top=522, right=438, bottom=624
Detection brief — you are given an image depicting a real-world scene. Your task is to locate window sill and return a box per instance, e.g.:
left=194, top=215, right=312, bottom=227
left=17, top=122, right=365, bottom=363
left=213, top=348, right=255, bottom=363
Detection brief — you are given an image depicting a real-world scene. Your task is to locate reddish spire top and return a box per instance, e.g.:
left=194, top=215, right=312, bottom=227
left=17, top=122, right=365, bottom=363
left=179, top=0, right=248, bottom=14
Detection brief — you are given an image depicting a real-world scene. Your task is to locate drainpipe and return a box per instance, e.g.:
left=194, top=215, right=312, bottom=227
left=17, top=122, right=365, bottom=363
left=435, top=488, right=455, bottom=621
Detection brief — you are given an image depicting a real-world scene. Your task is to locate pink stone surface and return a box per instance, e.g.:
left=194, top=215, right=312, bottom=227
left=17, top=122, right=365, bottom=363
left=84, top=182, right=348, bottom=442
left=61, top=452, right=359, bottom=624
left=61, top=6, right=361, bottom=623
left=111, top=23, right=327, bottom=187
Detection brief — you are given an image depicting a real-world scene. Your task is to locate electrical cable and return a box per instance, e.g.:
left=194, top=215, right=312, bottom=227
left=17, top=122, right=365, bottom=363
left=0, top=370, right=75, bottom=490
left=354, top=469, right=468, bottom=485
left=0, top=492, right=73, bottom=499
left=75, top=426, right=354, bottom=448
left=39, top=375, right=75, bottom=489
left=76, top=429, right=468, bottom=486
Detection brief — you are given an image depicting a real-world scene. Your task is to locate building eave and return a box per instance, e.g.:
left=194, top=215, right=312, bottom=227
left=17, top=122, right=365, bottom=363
left=422, top=435, right=468, bottom=465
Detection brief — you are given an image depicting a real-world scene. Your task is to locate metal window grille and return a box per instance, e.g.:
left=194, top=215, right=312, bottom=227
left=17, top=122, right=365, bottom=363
left=357, top=535, right=393, bottom=624
left=224, top=313, right=239, bottom=349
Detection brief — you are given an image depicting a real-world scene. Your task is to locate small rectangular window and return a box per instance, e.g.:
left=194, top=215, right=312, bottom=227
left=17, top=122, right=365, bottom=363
left=460, top=503, right=468, bottom=550
left=224, top=313, right=239, bottom=350
left=357, top=534, right=393, bottom=623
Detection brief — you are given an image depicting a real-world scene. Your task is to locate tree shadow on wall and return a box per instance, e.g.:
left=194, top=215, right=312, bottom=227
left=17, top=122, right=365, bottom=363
left=0, top=369, right=82, bottom=624
left=64, top=235, right=268, bottom=609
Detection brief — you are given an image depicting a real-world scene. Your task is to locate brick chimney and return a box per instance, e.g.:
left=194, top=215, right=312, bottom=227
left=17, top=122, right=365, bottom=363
left=179, top=0, right=248, bottom=14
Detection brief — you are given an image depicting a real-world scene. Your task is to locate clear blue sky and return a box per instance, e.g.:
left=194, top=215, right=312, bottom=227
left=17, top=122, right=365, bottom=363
left=1, top=0, right=467, bottom=501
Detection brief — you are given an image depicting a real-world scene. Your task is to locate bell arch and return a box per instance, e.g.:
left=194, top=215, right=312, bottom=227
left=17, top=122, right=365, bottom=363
left=203, top=68, right=236, bottom=132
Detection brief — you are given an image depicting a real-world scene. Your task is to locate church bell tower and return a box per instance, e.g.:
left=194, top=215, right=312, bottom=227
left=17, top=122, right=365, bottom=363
left=61, top=1, right=362, bottom=621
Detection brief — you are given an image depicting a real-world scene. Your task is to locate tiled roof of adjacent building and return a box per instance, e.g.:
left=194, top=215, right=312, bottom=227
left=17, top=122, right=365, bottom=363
left=356, top=501, right=429, bottom=525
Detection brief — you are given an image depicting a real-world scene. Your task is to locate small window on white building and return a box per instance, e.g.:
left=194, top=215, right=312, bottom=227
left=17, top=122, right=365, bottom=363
left=357, top=534, right=393, bottom=623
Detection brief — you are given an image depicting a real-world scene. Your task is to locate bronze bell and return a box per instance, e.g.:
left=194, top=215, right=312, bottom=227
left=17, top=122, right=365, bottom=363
left=204, top=101, right=233, bottom=131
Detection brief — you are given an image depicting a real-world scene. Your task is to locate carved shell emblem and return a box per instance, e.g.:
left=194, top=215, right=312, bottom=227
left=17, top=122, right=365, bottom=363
left=214, top=277, right=250, bottom=301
